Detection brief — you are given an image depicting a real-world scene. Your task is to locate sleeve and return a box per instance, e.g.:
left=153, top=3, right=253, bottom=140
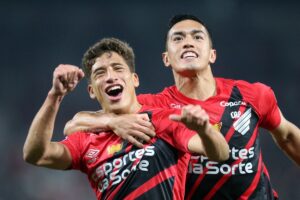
left=59, top=132, right=84, bottom=170
left=152, top=109, right=196, bottom=153
left=170, top=124, right=196, bottom=153
left=137, top=93, right=170, bottom=108
left=257, top=84, right=281, bottom=130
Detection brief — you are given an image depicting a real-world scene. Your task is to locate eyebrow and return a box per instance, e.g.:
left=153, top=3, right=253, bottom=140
left=92, top=67, right=105, bottom=75
left=92, top=62, right=124, bottom=73
left=171, top=29, right=206, bottom=36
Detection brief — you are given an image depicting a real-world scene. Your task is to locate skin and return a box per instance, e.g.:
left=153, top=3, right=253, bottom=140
left=88, top=52, right=141, bottom=114
left=23, top=51, right=230, bottom=171
left=23, top=64, right=84, bottom=169
left=162, top=19, right=217, bottom=101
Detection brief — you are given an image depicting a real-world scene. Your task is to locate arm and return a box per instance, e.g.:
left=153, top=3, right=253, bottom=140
left=23, top=64, right=84, bottom=169
left=64, top=111, right=156, bottom=148
left=170, top=105, right=229, bottom=162
left=270, top=111, right=300, bottom=166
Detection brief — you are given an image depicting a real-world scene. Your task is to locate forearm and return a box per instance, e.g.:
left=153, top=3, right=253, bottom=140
left=199, top=128, right=229, bottom=162
left=64, top=111, right=116, bottom=135
left=274, top=121, right=300, bottom=166
left=23, top=92, right=62, bottom=165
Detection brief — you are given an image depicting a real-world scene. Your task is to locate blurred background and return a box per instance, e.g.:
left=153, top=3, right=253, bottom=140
left=0, top=0, right=299, bottom=199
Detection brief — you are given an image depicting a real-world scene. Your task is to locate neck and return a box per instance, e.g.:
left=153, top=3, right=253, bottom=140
left=173, top=66, right=216, bottom=101
left=103, top=96, right=142, bottom=115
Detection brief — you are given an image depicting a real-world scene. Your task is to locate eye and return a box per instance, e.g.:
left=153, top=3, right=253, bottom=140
left=172, top=35, right=183, bottom=42
left=194, top=35, right=203, bottom=40
left=114, top=65, right=125, bottom=72
left=94, top=70, right=105, bottom=77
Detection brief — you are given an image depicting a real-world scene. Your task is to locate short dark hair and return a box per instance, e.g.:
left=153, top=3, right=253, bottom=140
left=165, top=14, right=214, bottom=49
left=82, top=37, right=135, bottom=82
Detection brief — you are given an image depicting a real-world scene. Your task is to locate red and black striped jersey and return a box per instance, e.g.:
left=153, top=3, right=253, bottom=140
left=61, top=105, right=196, bottom=200
left=138, top=77, right=281, bottom=200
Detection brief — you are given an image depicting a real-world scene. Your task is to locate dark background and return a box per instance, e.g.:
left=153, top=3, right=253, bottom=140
left=0, top=0, right=299, bottom=199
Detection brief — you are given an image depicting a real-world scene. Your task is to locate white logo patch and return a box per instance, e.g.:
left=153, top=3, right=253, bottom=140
left=170, top=103, right=182, bottom=109
left=220, top=101, right=247, bottom=107
left=233, top=108, right=252, bottom=135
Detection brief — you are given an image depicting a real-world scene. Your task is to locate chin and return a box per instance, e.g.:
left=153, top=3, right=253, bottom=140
left=177, top=69, right=198, bottom=77
left=109, top=105, right=128, bottom=114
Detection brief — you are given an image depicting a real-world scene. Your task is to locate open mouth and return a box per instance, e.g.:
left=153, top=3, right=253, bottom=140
left=105, top=84, right=124, bottom=98
left=181, top=51, right=198, bottom=59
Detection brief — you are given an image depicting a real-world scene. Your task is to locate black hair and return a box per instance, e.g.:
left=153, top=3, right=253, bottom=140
left=82, top=37, right=135, bottom=82
left=165, top=14, right=214, bottom=49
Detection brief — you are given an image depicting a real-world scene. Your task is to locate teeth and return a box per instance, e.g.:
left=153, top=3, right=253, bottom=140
left=182, top=52, right=197, bottom=58
left=108, top=85, right=121, bottom=92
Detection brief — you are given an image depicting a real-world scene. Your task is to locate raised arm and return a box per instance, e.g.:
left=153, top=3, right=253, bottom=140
left=64, top=111, right=156, bottom=148
left=270, top=111, right=300, bottom=166
left=170, top=105, right=229, bottom=162
left=23, top=64, right=84, bottom=169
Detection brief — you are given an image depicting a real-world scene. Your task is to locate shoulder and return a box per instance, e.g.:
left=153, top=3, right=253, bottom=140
left=224, top=78, right=273, bottom=99
left=64, top=131, right=98, bottom=142
left=137, top=85, right=176, bottom=107
left=140, top=105, right=179, bottom=119
left=138, top=85, right=175, bottom=98
left=235, top=79, right=270, bottom=91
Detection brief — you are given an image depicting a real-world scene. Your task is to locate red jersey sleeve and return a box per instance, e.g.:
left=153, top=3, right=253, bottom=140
left=256, top=83, right=281, bottom=130
left=60, top=132, right=85, bottom=170
left=152, top=108, right=196, bottom=153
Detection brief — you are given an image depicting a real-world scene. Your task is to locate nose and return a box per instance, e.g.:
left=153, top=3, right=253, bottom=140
left=105, top=68, right=118, bottom=83
left=183, top=35, right=194, bottom=49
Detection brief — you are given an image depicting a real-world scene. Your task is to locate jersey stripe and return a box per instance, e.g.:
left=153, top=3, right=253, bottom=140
left=239, top=152, right=263, bottom=199
left=124, top=165, right=177, bottom=199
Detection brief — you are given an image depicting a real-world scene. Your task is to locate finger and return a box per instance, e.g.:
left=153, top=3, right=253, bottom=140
left=127, top=136, right=144, bottom=148
left=169, top=114, right=182, bottom=122
left=132, top=122, right=156, bottom=137
left=59, top=70, right=69, bottom=88
left=77, top=69, right=85, bottom=81
left=67, top=71, right=76, bottom=89
left=129, top=130, right=152, bottom=142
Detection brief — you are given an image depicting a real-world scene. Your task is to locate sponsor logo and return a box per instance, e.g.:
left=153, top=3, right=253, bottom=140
left=233, top=108, right=252, bottom=135
left=92, top=146, right=155, bottom=193
left=170, top=103, right=182, bottom=109
left=189, top=147, right=255, bottom=175
left=107, top=143, right=123, bottom=155
left=85, top=149, right=100, bottom=164
left=220, top=101, right=247, bottom=107
left=230, top=111, right=241, bottom=119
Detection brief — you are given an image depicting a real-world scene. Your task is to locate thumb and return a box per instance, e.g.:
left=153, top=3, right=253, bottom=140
left=78, top=69, right=85, bottom=80
left=169, top=114, right=182, bottom=122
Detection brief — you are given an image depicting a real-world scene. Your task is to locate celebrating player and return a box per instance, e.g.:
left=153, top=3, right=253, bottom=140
left=64, top=15, right=300, bottom=199
left=23, top=38, right=229, bottom=199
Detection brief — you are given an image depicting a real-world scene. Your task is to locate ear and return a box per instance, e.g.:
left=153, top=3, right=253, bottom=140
left=88, top=84, right=96, bottom=99
left=162, top=52, right=170, bottom=67
left=209, top=49, right=217, bottom=64
left=132, top=73, right=140, bottom=88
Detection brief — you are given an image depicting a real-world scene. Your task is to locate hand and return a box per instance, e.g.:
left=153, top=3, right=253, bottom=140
left=169, top=105, right=211, bottom=135
left=109, top=113, right=156, bottom=148
left=49, top=64, right=84, bottom=97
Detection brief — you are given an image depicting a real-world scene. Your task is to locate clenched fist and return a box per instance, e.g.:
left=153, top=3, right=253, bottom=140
left=169, top=104, right=211, bottom=135
left=49, top=64, right=84, bottom=97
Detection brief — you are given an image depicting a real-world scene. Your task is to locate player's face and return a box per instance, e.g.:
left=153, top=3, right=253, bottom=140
left=163, top=20, right=216, bottom=77
left=88, top=52, right=139, bottom=114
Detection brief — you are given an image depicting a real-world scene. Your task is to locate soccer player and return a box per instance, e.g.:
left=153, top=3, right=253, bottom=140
left=23, top=38, right=229, bottom=200
left=64, top=15, right=300, bottom=199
